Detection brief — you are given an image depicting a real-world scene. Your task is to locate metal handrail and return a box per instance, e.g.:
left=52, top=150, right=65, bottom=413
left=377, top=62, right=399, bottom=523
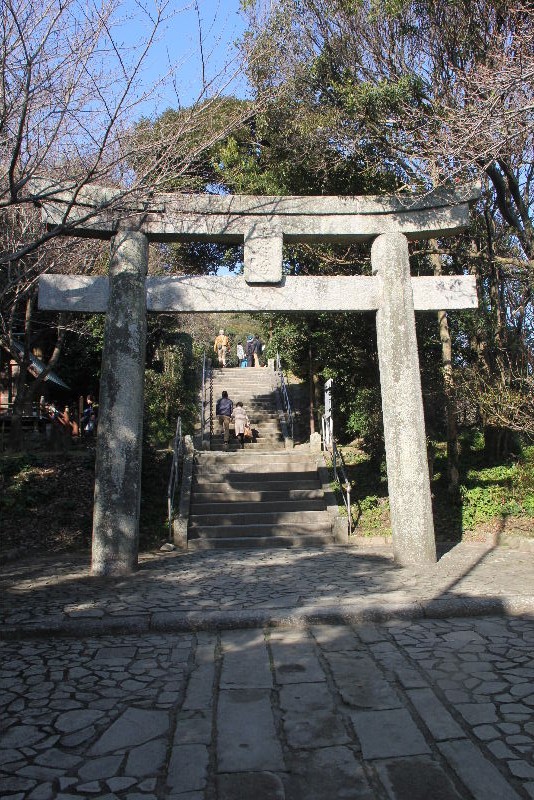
left=200, top=352, right=207, bottom=439
left=322, top=414, right=354, bottom=535
left=275, top=352, right=294, bottom=441
left=200, top=352, right=213, bottom=448
left=167, top=416, right=183, bottom=538
left=208, top=362, right=213, bottom=445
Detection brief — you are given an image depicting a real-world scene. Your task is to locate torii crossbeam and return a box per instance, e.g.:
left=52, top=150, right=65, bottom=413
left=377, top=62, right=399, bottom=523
left=32, top=181, right=479, bottom=575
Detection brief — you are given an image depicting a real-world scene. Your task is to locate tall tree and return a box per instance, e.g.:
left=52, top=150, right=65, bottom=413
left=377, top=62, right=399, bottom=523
left=241, top=0, right=533, bottom=460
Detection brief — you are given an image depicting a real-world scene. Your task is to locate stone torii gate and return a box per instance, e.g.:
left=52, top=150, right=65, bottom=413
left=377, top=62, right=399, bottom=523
left=33, top=183, right=479, bottom=576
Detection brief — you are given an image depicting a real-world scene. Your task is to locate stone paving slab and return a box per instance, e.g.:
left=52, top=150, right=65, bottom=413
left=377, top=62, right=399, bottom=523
left=1, top=543, right=533, bottom=637
left=1, top=616, right=533, bottom=799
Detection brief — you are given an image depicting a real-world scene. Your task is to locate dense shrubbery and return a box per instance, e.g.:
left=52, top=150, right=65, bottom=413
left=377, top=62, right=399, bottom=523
left=340, top=438, right=534, bottom=540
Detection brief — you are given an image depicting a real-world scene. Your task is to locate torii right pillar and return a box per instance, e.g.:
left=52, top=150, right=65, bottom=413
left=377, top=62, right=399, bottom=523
left=372, top=233, right=437, bottom=565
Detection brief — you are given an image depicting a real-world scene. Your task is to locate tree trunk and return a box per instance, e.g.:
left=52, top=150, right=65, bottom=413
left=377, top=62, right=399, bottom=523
left=484, top=426, right=516, bottom=462
left=430, top=242, right=459, bottom=492
left=7, top=295, right=34, bottom=451
left=437, top=309, right=459, bottom=491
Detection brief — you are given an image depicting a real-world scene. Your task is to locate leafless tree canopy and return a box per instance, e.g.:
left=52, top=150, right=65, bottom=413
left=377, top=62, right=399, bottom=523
left=0, top=0, right=256, bottom=439
left=0, top=0, right=255, bottom=264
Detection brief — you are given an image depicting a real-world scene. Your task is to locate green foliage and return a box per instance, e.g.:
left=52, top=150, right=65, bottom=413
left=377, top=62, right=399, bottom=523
left=328, top=75, right=423, bottom=118
left=0, top=455, right=39, bottom=510
left=144, top=339, right=198, bottom=446
left=164, top=241, right=243, bottom=277
left=460, top=446, right=534, bottom=530
left=132, top=97, right=254, bottom=193
left=368, top=0, right=411, bottom=19
left=56, top=315, right=105, bottom=390
left=357, top=495, right=391, bottom=534
left=262, top=316, right=310, bottom=373
left=336, top=438, right=533, bottom=539
left=214, top=135, right=286, bottom=195
left=140, top=445, right=173, bottom=548
left=345, top=387, right=384, bottom=458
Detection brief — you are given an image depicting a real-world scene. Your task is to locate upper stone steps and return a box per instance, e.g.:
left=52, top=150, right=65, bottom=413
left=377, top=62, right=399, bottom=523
left=209, top=438, right=285, bottom=452
left=208, top=366, right=285, bottom=453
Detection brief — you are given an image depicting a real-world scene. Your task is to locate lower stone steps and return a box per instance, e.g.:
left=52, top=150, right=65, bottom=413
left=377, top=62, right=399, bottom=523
left=187, top=450, right=334, bottom=549
left=190, top=499, right=328, bottom=516
left=187, top=533, right=335, bottom=550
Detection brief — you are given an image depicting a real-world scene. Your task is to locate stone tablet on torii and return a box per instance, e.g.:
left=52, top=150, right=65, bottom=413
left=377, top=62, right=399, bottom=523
left=31, top=180, right=479, bottom=576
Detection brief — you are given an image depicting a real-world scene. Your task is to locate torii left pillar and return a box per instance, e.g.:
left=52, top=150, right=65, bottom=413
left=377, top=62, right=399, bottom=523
left=92, top=227, right=148, bottom=576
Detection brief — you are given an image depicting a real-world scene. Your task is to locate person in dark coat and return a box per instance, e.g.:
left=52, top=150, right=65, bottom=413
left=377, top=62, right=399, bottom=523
left=245, top=335, right=255, bottom=368
left=252, top=334, right=262, bottom=367
left=216, top=390, right=233, bottom=448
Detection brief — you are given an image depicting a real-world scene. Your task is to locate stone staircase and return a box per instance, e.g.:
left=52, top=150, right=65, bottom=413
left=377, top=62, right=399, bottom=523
left=209, top=367, right=285, bottom=451
left=187, top=366, right=336, bottom=549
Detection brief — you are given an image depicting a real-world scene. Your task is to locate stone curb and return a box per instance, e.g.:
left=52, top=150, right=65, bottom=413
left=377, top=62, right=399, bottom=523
left=2, top=595, right=533, bottom=640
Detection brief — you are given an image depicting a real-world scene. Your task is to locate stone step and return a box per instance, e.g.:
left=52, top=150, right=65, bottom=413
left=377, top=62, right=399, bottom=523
left=209, top=444, right=287, bottom=453
left=196, top=450, right=316, bottom=463
left=212, top=377, right=275, bottom=384
left=190, top=498, right=326, bottom=515
left=209, top=443, right=286, bottom=452
left=195, top=463, right=319, bottom=479
left=194, top=469, right=320, bottom=484
left=241, top=421, right=282, bottom=428
left=209, top=437, right=284, bottom=444
left=189, top=509, right=333, bottom=527
left=211, top=427, right=282, bottom=437
left=211, top=381, right=276, bottom=390
left=190, top=488, right=325, bottom=502
left=211, top=396, right=277, bottom=405
left=188, top=519, right=333, bottom=538
left=187, top=533, right=335, bottom=550
left=211, top=390, right=276, bottom=395
left=211, top=382, right=275, bottom=387
left=225, top=414, right=279, bottom=422
left=212, top=370, right=274, bottom=378
left=212, top=401, right=279, bottom=410
left=192, top=479, right=322, bottom=493
left=210, top=440, right=286, bottom=451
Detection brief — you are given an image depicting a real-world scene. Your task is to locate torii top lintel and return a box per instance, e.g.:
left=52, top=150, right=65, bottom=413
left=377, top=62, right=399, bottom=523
left=32, top=180, right=480, bottom=284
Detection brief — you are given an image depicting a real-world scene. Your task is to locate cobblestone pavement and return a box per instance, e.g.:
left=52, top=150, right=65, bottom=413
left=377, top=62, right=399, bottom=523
left=1, top=617, right=534, bottom=799
left=1, top=543, right=533, bottom=636
left=1, top=544, right=533, bottom=799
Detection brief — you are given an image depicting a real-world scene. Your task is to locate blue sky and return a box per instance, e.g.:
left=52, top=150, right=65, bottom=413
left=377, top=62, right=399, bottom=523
left=118, top=0, right=250, bottom=119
